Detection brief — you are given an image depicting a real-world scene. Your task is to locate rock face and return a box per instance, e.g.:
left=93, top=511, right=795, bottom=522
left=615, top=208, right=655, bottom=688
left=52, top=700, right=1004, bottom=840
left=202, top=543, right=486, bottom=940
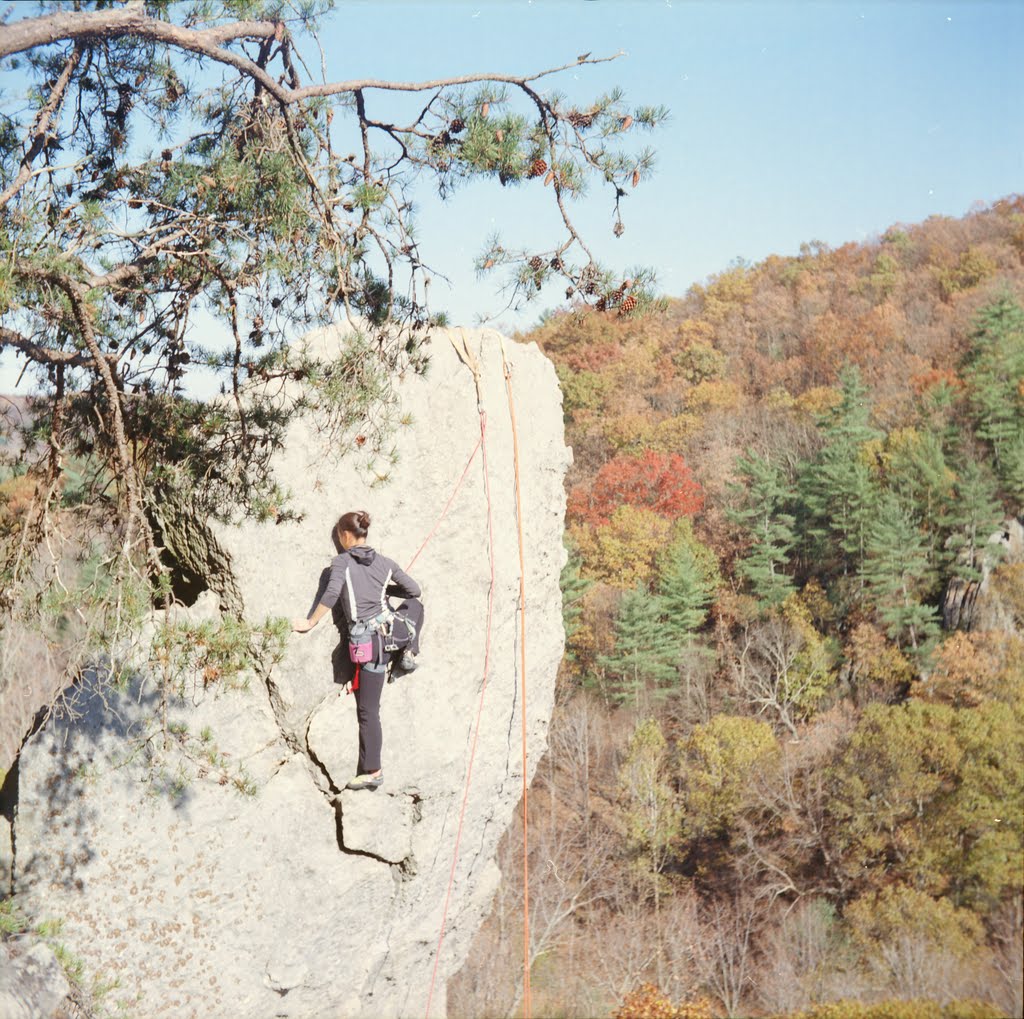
left=942, top=518, right=1024, bottom=632
left=0, top=939, right=71, bottom=1019
left=12, top=328, right=569, bottom=1018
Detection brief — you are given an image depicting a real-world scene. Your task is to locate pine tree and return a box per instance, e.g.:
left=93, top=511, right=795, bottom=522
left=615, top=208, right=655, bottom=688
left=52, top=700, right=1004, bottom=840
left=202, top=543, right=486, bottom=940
left=655, top=522, right=718, bottom=642
left=560, top=543, right=592, bottom=665
left=885, top=428, right=956, bottom=574
left=597, top=585, right=679, bottom=706
left=942, top=458, right=1005, bottom=582
left=0, top=2, right=666, bottom=613
left=798, top=366, right=883, bottom=581
left=961, top=296, right=1024, bottom=505
left=860, top=492, right=940, bottom=656
left=728, top=451, right=797, bottom=608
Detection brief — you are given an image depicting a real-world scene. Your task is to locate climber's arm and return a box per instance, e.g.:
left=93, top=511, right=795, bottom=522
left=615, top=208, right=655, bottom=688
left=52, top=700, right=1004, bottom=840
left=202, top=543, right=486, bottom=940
left=293, top=555, right=346, bottom=633
left=292, top=601, right=330, bottom=633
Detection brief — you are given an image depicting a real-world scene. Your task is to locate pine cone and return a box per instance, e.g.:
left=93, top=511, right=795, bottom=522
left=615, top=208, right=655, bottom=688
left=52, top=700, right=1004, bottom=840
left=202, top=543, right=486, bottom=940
left=565, top=286, right=575, bottom=298
left=529, top=255, right=545, bottom=272
left=567, top=110, right=594, bottom=129
left=595, top=296, right=607, bottom=312
left=549, top=257, right=563, bottom=271
left=619, top=294, right=638, bottom=315
left=527, top=157, right=548, bottom=179
left=450, top=118, right=465, bottom=133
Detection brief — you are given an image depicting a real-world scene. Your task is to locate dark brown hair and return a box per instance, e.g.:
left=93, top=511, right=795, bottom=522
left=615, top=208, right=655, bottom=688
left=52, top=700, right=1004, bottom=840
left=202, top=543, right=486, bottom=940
left=336, top=510, right=371, bottom=542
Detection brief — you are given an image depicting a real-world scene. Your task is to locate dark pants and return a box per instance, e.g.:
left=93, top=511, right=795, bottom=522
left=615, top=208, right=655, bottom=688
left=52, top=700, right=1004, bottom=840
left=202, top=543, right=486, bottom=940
left=354, top=667, right=386, bottom=774
left=350, top=597, right=424, bottom=775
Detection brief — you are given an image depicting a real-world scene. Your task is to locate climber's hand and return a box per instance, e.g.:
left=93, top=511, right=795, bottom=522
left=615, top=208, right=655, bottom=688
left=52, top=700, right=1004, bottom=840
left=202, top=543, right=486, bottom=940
left=292, top=617, right=312, bottom=633
left=343, top=682, right=353, bottom=696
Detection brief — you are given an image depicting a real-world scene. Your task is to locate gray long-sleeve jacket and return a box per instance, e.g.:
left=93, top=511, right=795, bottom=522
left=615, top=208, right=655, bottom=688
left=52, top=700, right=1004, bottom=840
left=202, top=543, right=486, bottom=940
left=320, top=545, right=421, bottom=625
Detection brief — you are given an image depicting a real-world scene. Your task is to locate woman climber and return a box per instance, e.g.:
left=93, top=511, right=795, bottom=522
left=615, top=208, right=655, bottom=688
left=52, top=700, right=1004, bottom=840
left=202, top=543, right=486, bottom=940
left=292, top=510, right=424, bottom=791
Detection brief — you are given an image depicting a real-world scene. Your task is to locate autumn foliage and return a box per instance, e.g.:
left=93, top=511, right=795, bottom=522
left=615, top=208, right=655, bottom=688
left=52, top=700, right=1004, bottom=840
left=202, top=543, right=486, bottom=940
left=454, top=198, right=1024, bottom=1019
left=613, top=985, right=714, bottom=1019
left=569, top=448, right=703, bottom=526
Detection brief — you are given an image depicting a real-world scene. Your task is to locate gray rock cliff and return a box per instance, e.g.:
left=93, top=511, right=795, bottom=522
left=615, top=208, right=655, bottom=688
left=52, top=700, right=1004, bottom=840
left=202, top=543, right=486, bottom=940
left=11, top=327, right=570, bottom=1018
left=942, top=517, right=1024, bottom=632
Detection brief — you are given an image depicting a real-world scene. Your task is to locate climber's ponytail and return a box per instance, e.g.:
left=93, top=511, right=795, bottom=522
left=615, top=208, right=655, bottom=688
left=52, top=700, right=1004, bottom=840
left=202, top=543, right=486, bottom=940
left=336, top=510, right=371, bottom=542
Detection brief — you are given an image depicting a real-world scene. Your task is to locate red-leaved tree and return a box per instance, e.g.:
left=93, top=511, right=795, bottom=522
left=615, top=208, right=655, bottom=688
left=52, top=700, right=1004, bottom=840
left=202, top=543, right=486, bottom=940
left=569, top=449, right=704, bottom=527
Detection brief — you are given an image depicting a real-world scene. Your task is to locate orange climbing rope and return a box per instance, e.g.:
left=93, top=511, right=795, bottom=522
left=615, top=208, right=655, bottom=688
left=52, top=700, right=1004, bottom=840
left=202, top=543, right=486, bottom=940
left=419, top=333, right=533, bottom=1019
left=424, top=404, right=495, bottom=1019
left=406, top=434, right=482, bottom=572
left=502, top=342, right=532, bottom=1019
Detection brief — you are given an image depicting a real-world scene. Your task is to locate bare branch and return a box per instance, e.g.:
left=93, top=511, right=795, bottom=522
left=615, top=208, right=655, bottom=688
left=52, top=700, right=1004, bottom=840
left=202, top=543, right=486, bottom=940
left=0, top=325, right=117, bottom=369
left=0, top=8, right=622, bottom=110
left=0, top=42, right=82, bottom=212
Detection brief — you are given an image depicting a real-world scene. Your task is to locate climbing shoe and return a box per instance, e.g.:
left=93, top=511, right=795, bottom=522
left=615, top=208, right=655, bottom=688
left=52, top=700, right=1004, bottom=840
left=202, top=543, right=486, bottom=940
left=398, top=650, right=418, bottom=673
left=345, top=772, right=383, bottom=791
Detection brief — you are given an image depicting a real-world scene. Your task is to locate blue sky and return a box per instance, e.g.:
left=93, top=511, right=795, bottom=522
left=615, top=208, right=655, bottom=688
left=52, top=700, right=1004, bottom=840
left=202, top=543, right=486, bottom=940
left=345, top=0, right=1023, bottom=327
left=2, top=0, right=1022, bottom=392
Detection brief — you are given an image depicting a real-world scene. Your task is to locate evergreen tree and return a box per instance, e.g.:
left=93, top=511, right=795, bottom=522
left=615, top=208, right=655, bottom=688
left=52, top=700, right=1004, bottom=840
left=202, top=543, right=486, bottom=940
left=727, top=451, right=797, bottom=608
left=886, top=428, right=955, bottom=575
left=961, top=296, right=1024, bottom=506
left=597, top=585, right=679, bottom=706
left=942, top=458, right=1005, bottom=582
left=655, top=521, right=719, bottom=642
left=560, top=544, right=591, bottom=643
left=0, top=1, right=666, bottom=611
left=798, top=367, right=883, bottom=580
left=887, top=428, right=954, bottom=533
left=859, top=492, right=940, bottom=656
left=560, top=543, right=592, bottom=665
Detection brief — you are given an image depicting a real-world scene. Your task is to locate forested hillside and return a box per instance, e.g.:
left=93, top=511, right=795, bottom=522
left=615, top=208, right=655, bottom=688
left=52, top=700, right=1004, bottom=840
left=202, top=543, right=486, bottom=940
left=451, top=197, right=1024, bottom=1018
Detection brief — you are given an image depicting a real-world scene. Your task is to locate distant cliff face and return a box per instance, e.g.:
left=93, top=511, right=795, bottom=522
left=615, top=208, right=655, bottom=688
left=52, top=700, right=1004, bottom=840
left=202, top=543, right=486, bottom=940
left=943, top=518, right=1024, bottom=633
left=12, top=328, right=570, bottom=1018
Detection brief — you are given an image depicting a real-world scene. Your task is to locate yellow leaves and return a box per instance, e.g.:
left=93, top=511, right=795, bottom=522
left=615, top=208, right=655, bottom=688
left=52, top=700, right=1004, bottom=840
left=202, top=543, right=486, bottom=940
left=934, top=245, right=998, bottom=301
left=685, top=379, right=741, bottom=413
left=606, top=338, right=663, bottom=391
left=672, top=333, right=726, bottom=384
left=648, top=413, right=702, bottom=452
left=846, top=622, right=914, bottom=701
left=917, top=629, right=1024, bottom=709
left=696, top=263, right=755, bottom=325
left=601, top=411, right=657, bottom=452
left=570, top=505, right=672, bottom=588
left=675, top=317, right=716, bottom=347
left=613, top=985, right=714, bottom=1019
left=846, top=885, right=984, bottom=962
left=765, top=387, right=796, bottom=410
left=795, top=385, right=842, bottom=418
left=679, top=714, right=778, bottom=841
